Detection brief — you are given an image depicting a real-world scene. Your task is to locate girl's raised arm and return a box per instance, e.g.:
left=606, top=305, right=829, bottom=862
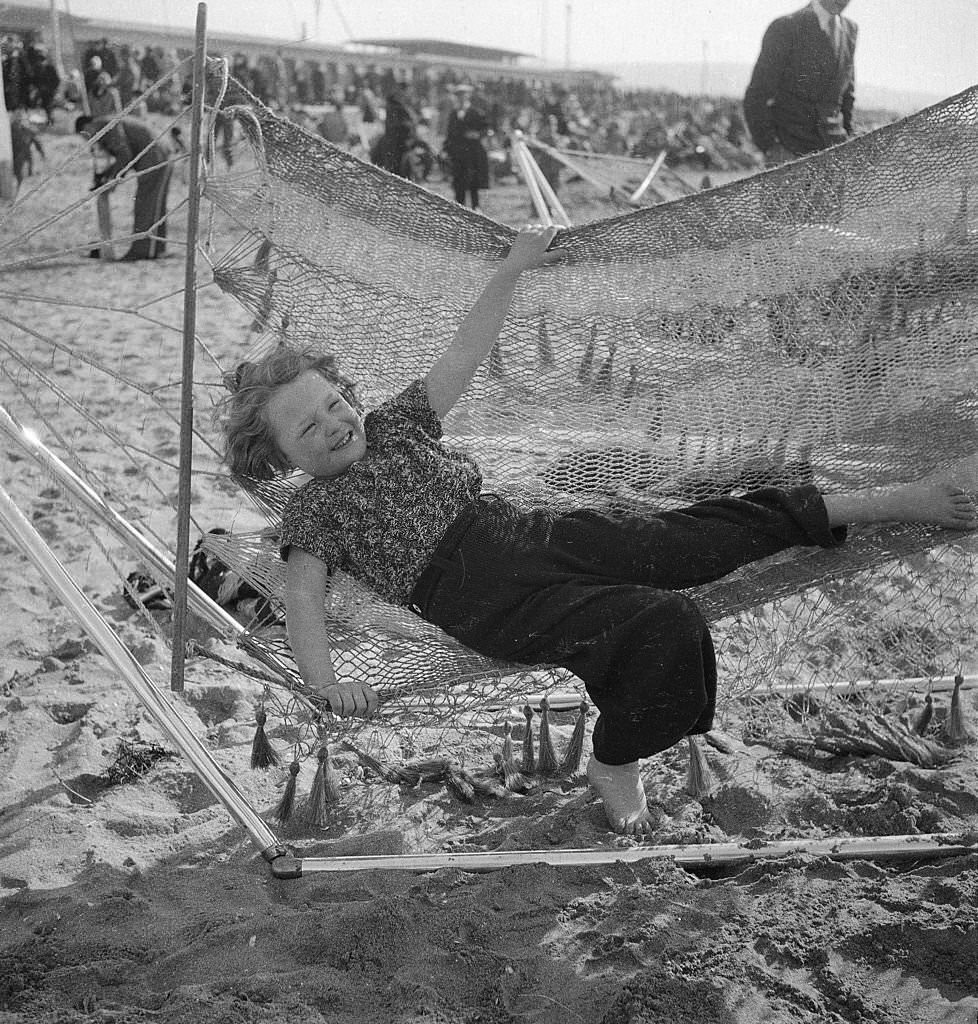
left=425, top=224, right=564, bottom=419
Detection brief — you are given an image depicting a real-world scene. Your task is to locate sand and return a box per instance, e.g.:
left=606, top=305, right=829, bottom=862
left=1, top=119, right=978, bottom=1024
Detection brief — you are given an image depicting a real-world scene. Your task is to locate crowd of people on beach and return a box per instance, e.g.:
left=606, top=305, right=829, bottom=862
left=7, top=12, right=911, bottom=207
left=238, top=58, right=764, bottom=180
left=3, top=30, right=768, bottom=188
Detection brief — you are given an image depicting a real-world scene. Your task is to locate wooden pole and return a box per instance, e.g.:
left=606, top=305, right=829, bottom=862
left=512, top=132, right=553, bottom=226
left=513, top=133, right=571, bottom=227
left=0, top=56, right=15, bottom=201
left=170, top=2, right=208, bottom=691
left=564, top=1, right=571, bottom=70
left=629, top=150, right=667, bottom=203
left=521, top=136, right=572, bottom=227
left=525, top=135, right=635, bottom=204
left=49, top=0, right=65, bottom=79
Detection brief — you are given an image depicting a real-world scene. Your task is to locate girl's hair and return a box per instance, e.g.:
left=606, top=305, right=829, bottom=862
left=220, top=345, right=361, bottom=481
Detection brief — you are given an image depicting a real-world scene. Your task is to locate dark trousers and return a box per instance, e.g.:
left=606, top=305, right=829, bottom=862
left=410, top=487, right=844, bottom=765
left=453, top=182, right=480, bottom=208
left=128, top=161, right=171, bottom=259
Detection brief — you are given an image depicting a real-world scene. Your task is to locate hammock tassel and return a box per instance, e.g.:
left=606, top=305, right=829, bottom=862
left=500, top=723, right=533, bottom=791
left=594, top=340, right=617, bottom=393
left=470, top=770, right=516, bottom=800
left=494, top=752, right=533, bottom=793
left=559, top=700, right=589, bottom=775
left=502, top=720, right=515, bottom=763
left=946, top=675, right=973, bottom=744
left=445, top=764, right=475, bottom=803
left=912, top=693, right=934, bottom=736
left=273, top=760, right=300, bottom=823
left=536, top=695, right=559, bottom=775
left=305, top=745, right=342, bottom=827
left=395, top=758, right=449, bottom=787
left=521, top=705, right=536, bottom=774
left=342, top=740, right=401, bottom=783
left=249, top=705, right=279, bottom=769
left=622, top=364, right=640, bottom=402
left=685, top=736, right=715, bottom=800
left=577, top=325, right=596, bottom=384
left=537, top=318, right=555, bottom=367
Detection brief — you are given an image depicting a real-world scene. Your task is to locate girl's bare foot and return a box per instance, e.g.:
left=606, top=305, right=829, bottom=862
left=824, top=469, right=977, bottom=531
left=586, top=754, right=662, bottom=837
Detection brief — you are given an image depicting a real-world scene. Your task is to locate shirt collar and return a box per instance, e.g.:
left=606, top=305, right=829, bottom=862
left=810, top=0, right=837, bottom=32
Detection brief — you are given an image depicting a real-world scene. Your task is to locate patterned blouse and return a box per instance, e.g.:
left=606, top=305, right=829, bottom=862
left=279, top=379, right=483, bottom=606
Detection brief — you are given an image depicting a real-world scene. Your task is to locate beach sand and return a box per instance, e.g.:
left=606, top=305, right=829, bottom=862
left=1, top=122, right=977, bottom=1024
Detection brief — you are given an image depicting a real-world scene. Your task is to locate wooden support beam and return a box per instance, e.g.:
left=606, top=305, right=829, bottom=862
left=284, top=830, right=978, bottom=876
left=513, top=134, right=572, bottom=227
left=512, top=132, right=555, bottom=226
left=0, top=59, right=16, bottom=201
left=629, top=149, right=667, bottom=203
left=171, top=2, right=208, bottom=691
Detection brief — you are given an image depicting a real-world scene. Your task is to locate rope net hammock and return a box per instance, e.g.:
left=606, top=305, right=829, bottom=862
left=200, top=69, right=978, bottom=710
left=0, top=61, right=976, bottom=788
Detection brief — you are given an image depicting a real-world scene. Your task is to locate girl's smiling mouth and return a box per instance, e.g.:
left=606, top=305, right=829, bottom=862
left=333, top=430, right=355, bottom=451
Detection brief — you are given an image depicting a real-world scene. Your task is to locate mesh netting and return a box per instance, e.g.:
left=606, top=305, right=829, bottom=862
left=200, top=70, right=978, bottom=715
left=1, top=64, right=976, bottom=749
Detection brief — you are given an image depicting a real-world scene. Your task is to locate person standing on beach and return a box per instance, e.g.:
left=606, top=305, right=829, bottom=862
left=88, top=71, right=122, bottom=119
left=443, top=84, right=490, bottom=210
left=377, top=80, right=419, bottom=178
left=76, top=113, right=172, bottom=261
left=743, top=0, right=857, bottom=167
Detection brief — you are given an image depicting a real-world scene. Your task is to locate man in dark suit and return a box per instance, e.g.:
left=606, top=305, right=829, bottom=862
left=442, top=84, right=490, bottom=210
left=76, top=114, right=172, bottom=260
left=744, top=0, right=857, bottom=166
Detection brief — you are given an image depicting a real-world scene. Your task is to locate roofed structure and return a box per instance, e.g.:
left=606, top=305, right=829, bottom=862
left=348, top=38, right=532, bottom=65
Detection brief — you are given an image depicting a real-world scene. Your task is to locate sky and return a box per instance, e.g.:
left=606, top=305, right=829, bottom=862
left=62, top=0, right=978, bottom=101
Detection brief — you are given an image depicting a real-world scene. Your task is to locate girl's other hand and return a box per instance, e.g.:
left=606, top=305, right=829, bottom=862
left=501, top=224, right=565, bottom=275
left=314, top=680, right=379, bottom=718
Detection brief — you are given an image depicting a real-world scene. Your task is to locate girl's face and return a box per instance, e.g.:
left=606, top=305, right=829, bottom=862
left=266, top=370, right=366, bottom=478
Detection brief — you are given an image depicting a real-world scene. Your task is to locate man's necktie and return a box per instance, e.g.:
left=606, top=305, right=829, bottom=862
left=827, top=15, right=843, bottom=54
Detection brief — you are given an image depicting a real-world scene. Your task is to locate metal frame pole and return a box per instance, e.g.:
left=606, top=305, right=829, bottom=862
left=0, top=482, right=283, bottom=860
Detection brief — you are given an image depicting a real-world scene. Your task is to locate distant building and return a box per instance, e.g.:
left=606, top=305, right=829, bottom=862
left=348, top=37, right=532, bottom=67
left=1, top=1, right=613, bottom=95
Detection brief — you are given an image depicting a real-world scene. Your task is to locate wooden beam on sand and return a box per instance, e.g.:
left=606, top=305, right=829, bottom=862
left=768, top=673, right=977, bottom=697
left=275, top=831, right=978, bottom=877
left=515, top=674, right=978, bottom=713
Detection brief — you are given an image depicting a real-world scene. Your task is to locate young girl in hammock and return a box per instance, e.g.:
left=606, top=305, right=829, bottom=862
left=222, top=225, right=976, bottom=836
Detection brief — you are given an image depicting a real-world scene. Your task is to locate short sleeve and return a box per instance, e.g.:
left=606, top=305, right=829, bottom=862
left=279, top=484, right=340, bottom=565
left=370, top=378, right=442, bottom=440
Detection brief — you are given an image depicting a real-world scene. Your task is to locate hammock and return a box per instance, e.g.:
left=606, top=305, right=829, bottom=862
left=521, top=137, right=697, bottom=207
left=194, top=66, right=978, bottom=714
